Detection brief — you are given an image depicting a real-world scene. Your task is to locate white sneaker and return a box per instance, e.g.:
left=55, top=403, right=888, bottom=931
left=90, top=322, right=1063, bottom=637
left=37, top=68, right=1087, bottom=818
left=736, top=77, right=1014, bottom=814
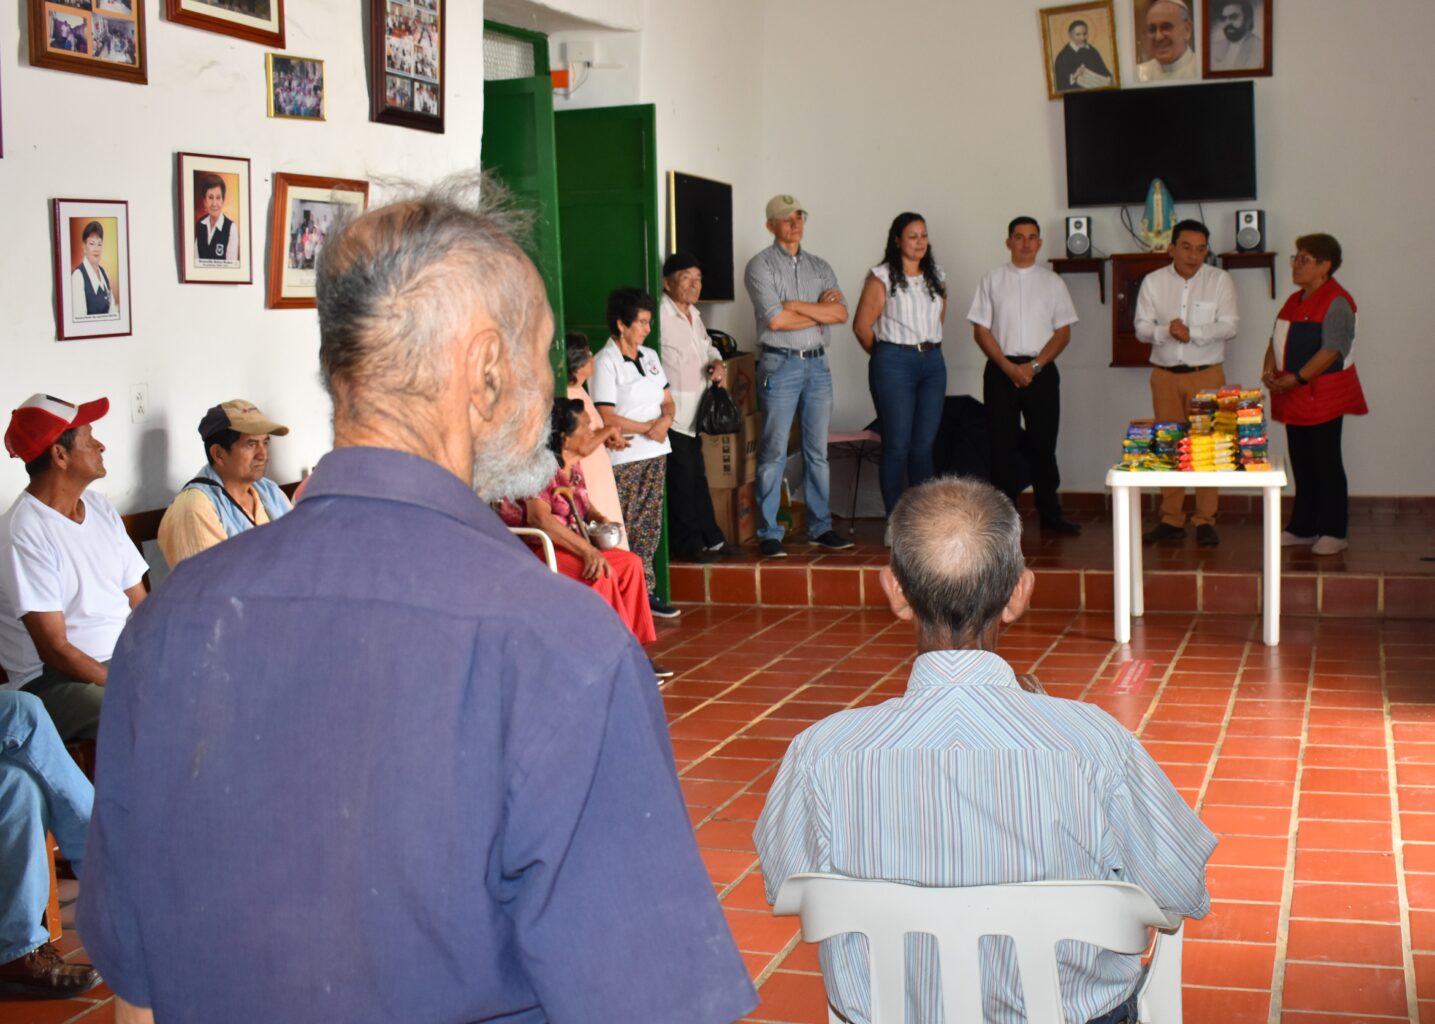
left=1311, top=536, right=1348, bottom=556
left=1281, top=531, right=1316, bottom=547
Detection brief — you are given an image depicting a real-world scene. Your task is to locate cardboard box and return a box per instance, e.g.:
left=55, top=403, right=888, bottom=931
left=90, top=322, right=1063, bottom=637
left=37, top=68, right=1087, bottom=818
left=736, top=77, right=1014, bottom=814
left=709, top=481, right=758, bottom=545
left=703, top=411, right=760, bottom=488
left=702, top=431, right=741, bottom=489
left=724, top=352, right=757, bottom=416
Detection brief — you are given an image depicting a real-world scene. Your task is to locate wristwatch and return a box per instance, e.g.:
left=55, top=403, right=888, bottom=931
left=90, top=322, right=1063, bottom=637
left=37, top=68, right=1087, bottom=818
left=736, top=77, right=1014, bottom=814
left=1031, top=360, right=1044, bottom=375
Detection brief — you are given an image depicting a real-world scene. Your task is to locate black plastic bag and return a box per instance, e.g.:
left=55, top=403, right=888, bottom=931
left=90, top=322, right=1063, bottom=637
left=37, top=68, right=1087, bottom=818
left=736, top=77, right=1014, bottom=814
left=695, top=382, right=742, bottom=435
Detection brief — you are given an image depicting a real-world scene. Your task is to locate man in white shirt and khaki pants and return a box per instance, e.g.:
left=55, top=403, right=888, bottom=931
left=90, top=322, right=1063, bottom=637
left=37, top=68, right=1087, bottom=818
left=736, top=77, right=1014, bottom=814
left=1134, top=219, right=1240, bottom=547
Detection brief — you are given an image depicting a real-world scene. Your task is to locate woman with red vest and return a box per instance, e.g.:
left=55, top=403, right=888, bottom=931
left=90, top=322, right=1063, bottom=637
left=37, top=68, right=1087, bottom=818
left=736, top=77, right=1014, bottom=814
left=1261, top=234, right=1367, bottom=555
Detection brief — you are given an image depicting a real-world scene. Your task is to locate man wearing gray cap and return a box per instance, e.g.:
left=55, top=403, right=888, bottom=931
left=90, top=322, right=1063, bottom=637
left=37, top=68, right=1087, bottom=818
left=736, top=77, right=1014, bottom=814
left=157, top=400, right=293, bottom=567
left=743, top=194, right=854, bottom=558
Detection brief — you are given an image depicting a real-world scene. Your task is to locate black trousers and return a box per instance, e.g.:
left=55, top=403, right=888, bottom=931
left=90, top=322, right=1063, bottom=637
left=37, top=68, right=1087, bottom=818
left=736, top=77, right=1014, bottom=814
left=1286, top=417, right=1348, bottom=539
left=666, top=431, right=726, bottom=555
left=983, top=359, right=1064, bottom=522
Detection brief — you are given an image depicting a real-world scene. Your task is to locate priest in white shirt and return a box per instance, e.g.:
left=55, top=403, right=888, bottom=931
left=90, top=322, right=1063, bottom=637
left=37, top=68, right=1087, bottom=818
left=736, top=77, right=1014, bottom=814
left=1135, top=0, right=1198, bottom=81
left=1134, top=220, right=1240, bottom=548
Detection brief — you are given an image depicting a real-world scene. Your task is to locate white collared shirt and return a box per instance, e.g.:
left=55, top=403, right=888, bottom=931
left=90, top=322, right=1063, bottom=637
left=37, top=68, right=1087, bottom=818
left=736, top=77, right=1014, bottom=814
left=201, top=214, right=230, bottom=245
left=967, top=263, right=1078, bottom=358
left=1135, top=48, right=1198, bottom=81
left=658, top=294, right=721, bottom=437
left=589, top=337, right=673, bottom=466
left=871, top=264, right=946, bottom=346
left=1134, top=262, right=1239, bottom=367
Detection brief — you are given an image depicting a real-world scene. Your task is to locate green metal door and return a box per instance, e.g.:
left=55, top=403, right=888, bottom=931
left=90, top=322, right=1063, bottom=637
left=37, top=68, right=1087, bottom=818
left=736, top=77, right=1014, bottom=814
left=554, top=104, right=669, bottom=599
left=482, top=75, right=566, bottom=382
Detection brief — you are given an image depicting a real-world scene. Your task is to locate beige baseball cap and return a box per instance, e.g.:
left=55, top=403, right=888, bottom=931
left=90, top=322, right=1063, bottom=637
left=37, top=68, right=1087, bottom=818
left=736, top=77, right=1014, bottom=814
left=765, top=194, right=806, bottom=222
left=198, top=399, right=289, bottom=441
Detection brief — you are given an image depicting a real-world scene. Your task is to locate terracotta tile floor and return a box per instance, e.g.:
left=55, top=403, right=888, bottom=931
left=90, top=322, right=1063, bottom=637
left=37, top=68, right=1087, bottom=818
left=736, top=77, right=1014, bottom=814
left=10, top=606, right=1435, bottom=1023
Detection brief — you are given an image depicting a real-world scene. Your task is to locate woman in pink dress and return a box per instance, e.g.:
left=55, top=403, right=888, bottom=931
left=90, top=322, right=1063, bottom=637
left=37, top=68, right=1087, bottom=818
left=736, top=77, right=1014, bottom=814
left=565, top=333, right=629, bottom=549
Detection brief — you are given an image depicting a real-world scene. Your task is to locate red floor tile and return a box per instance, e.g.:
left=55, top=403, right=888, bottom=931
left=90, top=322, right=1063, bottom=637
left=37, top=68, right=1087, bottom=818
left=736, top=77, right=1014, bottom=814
left=1285, top=919, right=1406, bottom=966
left=1293, top=850, right=1397, bottom=885
left=1184, top=940, right=1276, bottom=989
left=1295, top=819, right=1392, bottom=852
left=753, top=970, right=830, bottom=1024
left=1280, top=962, right=1409, bottom=1017
left=1289, top=882, right=1401, bottom=922
left=1181, top=985, right=1271, bottom=1023
left=1185, top=901, right=1281, bottom=943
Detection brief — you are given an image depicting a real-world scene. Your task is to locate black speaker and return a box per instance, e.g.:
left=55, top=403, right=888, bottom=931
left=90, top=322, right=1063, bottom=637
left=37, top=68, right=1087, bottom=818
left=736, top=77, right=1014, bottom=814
left=1235, top=209, right=1265, bottom=253
left=1065, top=216, right=1091, bottom=258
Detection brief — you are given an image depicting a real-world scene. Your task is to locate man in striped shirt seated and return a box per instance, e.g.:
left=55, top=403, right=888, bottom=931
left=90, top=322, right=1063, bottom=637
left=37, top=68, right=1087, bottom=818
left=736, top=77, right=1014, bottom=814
left=754, top=477, right=1216, bottom=1024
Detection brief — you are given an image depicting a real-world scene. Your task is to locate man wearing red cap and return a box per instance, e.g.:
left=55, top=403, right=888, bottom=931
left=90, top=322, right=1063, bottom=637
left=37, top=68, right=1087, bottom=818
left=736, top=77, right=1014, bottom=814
left=0, top=394, right=148, bottom=743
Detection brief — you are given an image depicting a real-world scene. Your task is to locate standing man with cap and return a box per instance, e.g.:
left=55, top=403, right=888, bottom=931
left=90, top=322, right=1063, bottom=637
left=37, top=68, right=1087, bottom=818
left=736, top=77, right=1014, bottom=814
left=0, top=395, right=148, bottom=742
left=158, top=400, right=293, bottom=567
left=744, top=194, right=853, bottom=558
left=1135, top=219, right=1240, bottom=547
left=968, top=216, right=1082, bottom=535
left=659, top=251, right=734, bottom=562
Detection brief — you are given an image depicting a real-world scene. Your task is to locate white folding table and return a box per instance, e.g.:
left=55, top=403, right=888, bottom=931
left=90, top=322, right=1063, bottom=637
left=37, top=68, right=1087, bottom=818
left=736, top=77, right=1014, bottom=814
left=1105, top=459, right=1289, bottom=646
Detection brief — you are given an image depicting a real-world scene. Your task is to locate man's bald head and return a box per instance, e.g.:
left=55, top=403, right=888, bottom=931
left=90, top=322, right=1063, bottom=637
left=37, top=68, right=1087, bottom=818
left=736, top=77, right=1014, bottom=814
left=316, top=174, right=540, bottom=415
left=887, top=477, right=1026, bottom=649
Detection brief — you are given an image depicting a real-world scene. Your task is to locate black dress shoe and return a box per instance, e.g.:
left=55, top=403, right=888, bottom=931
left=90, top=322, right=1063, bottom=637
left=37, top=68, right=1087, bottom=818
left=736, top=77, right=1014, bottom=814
left=1143, top=522, right=1187, bottom=544
left=759, top=539, right=787, bottom=559
left=0, top=943, right=101, bottom=999
left=674, top=547, right=720, bottom=563
left=648, top=595, right=682, bottom=619
left=649, top=658, right=676, bottom=681
left=1040, top=517, right=1082, bottom=535
left=1196, top=524, right=1220, bottom=547
left=707, top=543, right=746, bottom=558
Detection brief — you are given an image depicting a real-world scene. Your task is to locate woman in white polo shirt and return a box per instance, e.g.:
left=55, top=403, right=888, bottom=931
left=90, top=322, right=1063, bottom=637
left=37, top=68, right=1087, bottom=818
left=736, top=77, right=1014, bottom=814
left=590, top=288, right=681, bottom=619
left=852, top=212, right=948, bottom=523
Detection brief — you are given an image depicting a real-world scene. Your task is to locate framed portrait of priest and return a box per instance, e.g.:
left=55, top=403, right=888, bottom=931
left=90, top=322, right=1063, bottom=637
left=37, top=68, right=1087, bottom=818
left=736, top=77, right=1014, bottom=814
left=177, top=152, right=252, bottom=285
left=52, top=198, right=133, bottom=341
left=164, top=0, right=285, bottom=48
left=1040, top=2, right=1120, bottom=100
left=1131, top=0, right=1200, bottom=84
left=1202, top=0, right=1271, bottom=78
left=266, top=173, right=369, bottom=309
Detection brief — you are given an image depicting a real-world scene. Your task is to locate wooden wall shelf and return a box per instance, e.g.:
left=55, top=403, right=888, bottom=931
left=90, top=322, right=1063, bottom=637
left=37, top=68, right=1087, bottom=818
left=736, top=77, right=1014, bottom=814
left=1049, top=256, right=1107, bottom=304
left=1219, top=251, right=1278, bottom=299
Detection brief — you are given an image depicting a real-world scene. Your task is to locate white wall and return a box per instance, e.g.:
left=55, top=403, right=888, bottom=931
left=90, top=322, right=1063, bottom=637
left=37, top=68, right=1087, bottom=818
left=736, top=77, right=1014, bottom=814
left=0, top=1, right=488, bottom=509
left=756, top=0, right=1435, bottom=494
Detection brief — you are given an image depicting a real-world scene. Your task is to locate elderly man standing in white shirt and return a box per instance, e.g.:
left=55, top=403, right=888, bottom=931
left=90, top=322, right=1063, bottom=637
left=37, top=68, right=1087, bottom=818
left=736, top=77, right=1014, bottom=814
left=658, top=252, right=735, bottom=563
left=1134, top=219, right=1239, bottom=547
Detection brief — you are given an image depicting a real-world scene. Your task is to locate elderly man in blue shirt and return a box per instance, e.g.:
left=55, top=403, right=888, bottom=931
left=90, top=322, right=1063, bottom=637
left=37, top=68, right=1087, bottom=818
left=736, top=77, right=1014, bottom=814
left=78, top=175, right=758, bottom=1024
left=755, top=476, right=1215, bottom=1024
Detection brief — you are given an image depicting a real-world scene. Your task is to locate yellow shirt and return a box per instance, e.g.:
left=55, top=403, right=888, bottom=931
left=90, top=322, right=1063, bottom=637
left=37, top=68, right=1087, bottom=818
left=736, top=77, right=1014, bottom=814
left=157, top=486, right=279, bottom=567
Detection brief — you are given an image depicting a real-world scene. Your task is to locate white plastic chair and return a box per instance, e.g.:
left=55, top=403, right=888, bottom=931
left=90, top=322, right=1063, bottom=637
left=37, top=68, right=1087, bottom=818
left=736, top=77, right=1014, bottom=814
left=508, top=527, right=558, bottom=572
left=774, top=873, right=1184, bottom=1024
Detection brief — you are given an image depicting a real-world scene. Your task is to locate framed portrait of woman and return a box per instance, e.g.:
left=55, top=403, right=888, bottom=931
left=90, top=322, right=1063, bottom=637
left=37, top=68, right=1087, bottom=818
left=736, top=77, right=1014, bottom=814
left=177, top=152, right=252, bottom=285
left=266, top=173, right=369, bottom=309
left=369, top=0, right=445, bottom=133
left=28, top=0, right=147, bottom=85
left=52, top=198, right=133, bottom=341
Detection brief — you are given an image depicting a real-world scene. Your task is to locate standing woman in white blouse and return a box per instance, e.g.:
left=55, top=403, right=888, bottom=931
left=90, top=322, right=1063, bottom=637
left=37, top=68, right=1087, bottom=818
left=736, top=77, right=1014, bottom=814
left=851, top=213, right=948, bottom=522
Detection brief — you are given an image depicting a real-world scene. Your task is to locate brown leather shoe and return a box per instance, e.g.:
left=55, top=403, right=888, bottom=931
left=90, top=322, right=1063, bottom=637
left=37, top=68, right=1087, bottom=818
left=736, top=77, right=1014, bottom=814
left=0, top=943, right=102, bottom=999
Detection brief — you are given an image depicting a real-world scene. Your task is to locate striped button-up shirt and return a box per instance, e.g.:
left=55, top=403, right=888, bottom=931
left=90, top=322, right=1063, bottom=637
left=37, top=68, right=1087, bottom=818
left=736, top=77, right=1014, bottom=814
left=754, top=649, right=1215, bottom=1024
left=744, top=240, right=840, bottom=352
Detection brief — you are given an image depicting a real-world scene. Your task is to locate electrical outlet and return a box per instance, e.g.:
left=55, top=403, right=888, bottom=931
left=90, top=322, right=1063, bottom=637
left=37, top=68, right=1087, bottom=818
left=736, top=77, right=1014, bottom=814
left=565, top=40, right=594, bottom=66
left=130, top=383, right=149, bottom=423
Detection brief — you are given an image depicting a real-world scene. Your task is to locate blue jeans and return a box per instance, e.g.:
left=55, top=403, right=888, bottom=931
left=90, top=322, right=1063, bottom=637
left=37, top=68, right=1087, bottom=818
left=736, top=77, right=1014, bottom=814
left=756, top=348, right=833, bottom=541
left=868, top=342, right=947, bottom=514
left=0, top=690, right=93, bottom=961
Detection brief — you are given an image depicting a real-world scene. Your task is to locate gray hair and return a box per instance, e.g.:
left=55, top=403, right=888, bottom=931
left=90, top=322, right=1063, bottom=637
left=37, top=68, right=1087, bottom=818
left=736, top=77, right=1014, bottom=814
left=888, top=477, right=1025, bottom=648
left=315, top=171, right=539, bottom=417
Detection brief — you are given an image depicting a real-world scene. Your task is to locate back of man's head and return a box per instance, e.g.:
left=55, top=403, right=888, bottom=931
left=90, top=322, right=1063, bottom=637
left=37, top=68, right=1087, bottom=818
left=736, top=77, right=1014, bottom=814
left=888, top=478, right=1026, bottom=648
left=315, top=172, right=536, bottom=420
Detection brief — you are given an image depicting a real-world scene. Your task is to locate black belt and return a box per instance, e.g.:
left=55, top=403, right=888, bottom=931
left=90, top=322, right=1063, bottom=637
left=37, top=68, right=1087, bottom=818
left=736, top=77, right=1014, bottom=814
left=762, top=344, right=826, bottom=360
left=1159, top=364, right=1218, bottom=374
left=878, top=340, right=941, bottom=352
left=1007, top=355, right=1036, bottom=364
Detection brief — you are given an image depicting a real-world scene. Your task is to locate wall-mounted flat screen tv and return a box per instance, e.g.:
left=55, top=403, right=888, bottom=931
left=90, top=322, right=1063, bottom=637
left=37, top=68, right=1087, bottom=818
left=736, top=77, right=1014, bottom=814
left=1064, top=81, right=1256, bottom=207
left=668, top=171, right=734, bottom=302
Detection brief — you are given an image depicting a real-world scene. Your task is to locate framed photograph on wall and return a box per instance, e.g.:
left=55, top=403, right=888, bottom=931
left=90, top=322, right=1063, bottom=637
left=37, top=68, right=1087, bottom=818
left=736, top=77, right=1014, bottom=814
left=266, top=173, right=369, bottom=309
left=266, top=53, right=325, bottom=120
left=177, top=152, right=252, bottom=285
left=1202, top=0, right=1271, bottom=78
left=52, top=198, right=133, bottom=341
left=1131, top=0, right=1199, bottom=84
left=165, top=0, right=284, bottom=48
left=370, top=0, right=445, bottom=133
left=28, top=0, right=147, bottom=85
left=1040, top=2, right=1119, bottom=100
